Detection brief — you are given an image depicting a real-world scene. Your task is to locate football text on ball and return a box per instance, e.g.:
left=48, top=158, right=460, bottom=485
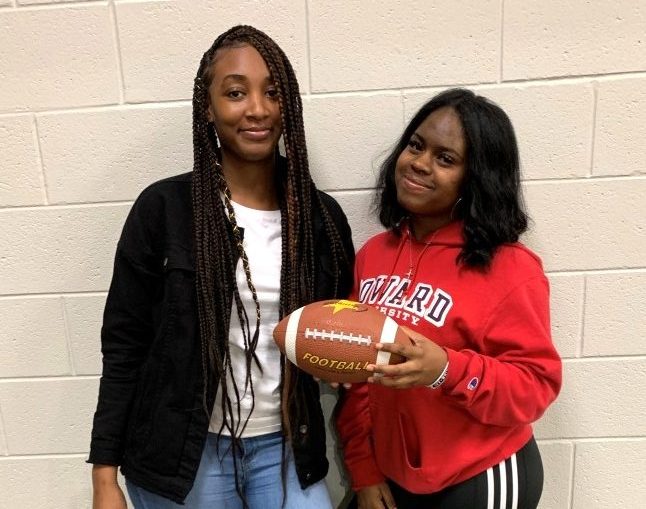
left=302, top=352, right=369, bottom=372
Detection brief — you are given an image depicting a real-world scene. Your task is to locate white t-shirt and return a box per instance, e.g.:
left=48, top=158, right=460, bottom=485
left=209, top=200, right=283, bottom=437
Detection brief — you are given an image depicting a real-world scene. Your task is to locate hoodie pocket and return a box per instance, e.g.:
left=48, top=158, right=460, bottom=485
left=370, top=387, right=423, bottom=473
left=398, top=411, right=422, bottom=470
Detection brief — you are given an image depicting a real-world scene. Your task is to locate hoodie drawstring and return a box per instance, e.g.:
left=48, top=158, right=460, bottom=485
left=374, top=230, right=409, bottom=303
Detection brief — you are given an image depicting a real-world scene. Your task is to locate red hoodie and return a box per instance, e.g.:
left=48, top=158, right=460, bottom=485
left=336, top=221, right=562, bottom=493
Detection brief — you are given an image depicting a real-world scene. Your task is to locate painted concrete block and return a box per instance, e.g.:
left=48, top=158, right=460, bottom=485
left=523, top=180, right=646, bottom=271
left=0, top=297, right=70, bottom=377
left=0, top=115, right=44, bottom=206
left=0, top=378, right=99, bottom=454
left=504, top=0, right=646, bottom=80
left=116, top=0, right=308, bottom=102
left=38, top=105, right=191, bottom=204
left=304, top=93, right=404, bottom=190
left=594, top=78, right=646, bottom=176
left=0, top=6, right=119, bottom=111
left=309, top=0, right=499, bottom=92
left=583, top=272, right=646, bottom=356
left=573, top=440, right=646, bottom=509
left=0, top=204, right=129, bottom=295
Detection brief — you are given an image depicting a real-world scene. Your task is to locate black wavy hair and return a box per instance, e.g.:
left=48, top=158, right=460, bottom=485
left=376, top=87, right=528, bottom=268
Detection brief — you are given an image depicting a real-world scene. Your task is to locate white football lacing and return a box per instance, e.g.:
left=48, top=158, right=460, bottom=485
left=304, top=327, right=372, bottom=346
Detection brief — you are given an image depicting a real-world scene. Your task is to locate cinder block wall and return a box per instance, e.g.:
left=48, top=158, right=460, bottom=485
left=1, top=1, right=645, bottom=508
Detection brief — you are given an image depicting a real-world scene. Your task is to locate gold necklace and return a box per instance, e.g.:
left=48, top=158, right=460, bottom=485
left=406, top=229, right=439, bottom=281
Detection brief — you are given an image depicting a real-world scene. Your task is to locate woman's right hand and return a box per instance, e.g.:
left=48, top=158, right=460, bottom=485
left=92, top=465, right=127, bottom=509
left=356, top=483, right=397, bottom=509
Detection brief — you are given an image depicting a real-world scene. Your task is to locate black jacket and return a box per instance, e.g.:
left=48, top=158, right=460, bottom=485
left=88, top=171, right=355, bottom=503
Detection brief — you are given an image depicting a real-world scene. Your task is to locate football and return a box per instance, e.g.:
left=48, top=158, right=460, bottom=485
left=273, top=299, right=410, bottom=383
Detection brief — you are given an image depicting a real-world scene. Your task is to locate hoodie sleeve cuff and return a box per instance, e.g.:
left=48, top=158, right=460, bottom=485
left=442, top=348, right=473, bottom=392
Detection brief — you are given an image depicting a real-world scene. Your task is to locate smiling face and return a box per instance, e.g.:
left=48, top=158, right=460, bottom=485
left=206, top=44, right=282, bottom=165
left=395, top=106, right=467, bottom=238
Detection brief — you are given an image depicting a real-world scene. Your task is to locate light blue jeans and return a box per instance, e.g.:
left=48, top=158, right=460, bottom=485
left=126, top=431, right=332, bottom=509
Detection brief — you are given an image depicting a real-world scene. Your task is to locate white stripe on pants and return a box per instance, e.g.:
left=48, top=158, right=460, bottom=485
left=486, top=453, right=518, bottom=509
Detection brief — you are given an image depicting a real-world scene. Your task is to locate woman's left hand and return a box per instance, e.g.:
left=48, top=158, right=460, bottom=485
left=366, top=326, right=448, bottom=389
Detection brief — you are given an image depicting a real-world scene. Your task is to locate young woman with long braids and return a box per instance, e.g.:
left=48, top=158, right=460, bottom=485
left=89, top=25, right=354, bottom=509
left=336, top=89, right=561, bottom=509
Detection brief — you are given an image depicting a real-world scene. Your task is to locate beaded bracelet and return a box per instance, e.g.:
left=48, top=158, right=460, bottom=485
left=428, top=361, right=449, bottom=389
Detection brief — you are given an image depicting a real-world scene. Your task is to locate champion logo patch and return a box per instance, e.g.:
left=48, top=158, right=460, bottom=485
left=467, top=377, right=479, bottom=390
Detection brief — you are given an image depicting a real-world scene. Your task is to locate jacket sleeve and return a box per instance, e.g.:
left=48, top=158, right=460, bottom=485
left=88, top=192, right=162, bottom=465
left=441, top=275, right=562, bottom=426
left=335, top=249, right=384, bottom=490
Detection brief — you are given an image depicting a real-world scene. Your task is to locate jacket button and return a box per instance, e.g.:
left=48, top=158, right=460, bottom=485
left=163, top=257, right=168, bottom=267
left=299, top=425, right=308, bottom=434
left=305, top=472, right=312, bottom=481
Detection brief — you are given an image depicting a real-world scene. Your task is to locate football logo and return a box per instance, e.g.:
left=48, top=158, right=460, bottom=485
left=322, top=299, right=367, bottom=314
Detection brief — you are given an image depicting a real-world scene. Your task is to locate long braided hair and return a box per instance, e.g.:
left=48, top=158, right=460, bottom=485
left=191, top=25, right=349, bottom=502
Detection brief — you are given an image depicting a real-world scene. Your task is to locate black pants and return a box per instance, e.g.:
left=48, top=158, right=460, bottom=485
left=346, top=437, right=543, bottom=509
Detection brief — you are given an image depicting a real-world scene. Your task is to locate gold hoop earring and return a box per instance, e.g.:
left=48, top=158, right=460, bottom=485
left=450, top=197, right=463, bottom=220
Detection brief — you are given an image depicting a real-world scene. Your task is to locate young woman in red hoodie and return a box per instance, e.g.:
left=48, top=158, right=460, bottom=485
left=336, top=88, right=562, bottom=509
